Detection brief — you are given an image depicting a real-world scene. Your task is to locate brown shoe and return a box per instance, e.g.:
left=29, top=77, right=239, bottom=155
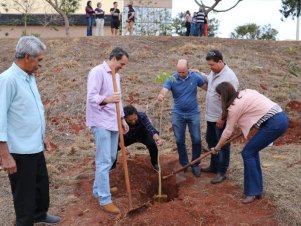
left=242, top=195, right=262, bottom=204
left=102, top=202, right=120, bottom=214
left=200, top=166, right=214, bottom=173
left=210, top=174, right=226, bottom=184
left=110, top=186, right=118, bottom=194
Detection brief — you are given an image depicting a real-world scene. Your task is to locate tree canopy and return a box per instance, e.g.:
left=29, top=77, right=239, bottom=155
left=231, top=23, right=278, bottom=40
left=280, top=0, right=301, bottom=19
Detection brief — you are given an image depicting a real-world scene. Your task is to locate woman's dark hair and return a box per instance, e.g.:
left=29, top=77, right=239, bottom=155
left=128, top=4, right=133, bottom=9
left=186, top=10, right=190, bottom=15
left=109, top=47, right=129, bottom=60
left=215, top=82, right=240, bottom=120
left=87, top=1, right=91, bottom=6
left=124, top=105, right=138, bottom=117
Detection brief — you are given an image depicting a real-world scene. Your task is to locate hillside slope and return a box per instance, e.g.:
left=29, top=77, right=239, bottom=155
left=0, top=36, right=300, bottom=225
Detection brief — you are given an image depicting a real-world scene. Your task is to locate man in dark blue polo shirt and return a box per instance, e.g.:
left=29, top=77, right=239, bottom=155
left=157, top=59, right=207, bottom=177
left=111, top=105, right=163, bottom=172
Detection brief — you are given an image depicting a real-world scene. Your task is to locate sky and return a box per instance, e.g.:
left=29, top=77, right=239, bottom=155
left=172, top=0, right=298, bottom=40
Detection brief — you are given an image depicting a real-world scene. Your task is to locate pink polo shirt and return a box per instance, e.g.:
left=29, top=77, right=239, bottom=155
left=86, top=61, right=124, bottom=131
left=221, top=89, right=277, bottom=139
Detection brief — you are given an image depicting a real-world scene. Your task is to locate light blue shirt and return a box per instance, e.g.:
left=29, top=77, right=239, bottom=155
left=0, top=63, right=45, bottom=154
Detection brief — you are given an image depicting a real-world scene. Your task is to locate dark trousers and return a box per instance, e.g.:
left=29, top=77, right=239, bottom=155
left=9, top=152, right=49, bottom=226
left=206, top=121, right=230, bottom=175
left=111, top=133, right=158, bottom=169
left=185, top=22, right=191, bottom=36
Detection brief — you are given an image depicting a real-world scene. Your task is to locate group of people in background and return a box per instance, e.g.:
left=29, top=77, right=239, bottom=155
left=184, top=7, right=208, bottom=37
left=85, top=1, right=135, bottom=37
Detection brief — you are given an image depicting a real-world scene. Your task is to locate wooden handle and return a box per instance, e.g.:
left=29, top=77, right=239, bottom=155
left=162, top=132, right=243, bottom=180
left=111, top=68, right=133, bottom=209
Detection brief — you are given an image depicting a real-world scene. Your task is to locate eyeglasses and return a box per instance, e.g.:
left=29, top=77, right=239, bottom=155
left=207, top=51, right=216, bottom=57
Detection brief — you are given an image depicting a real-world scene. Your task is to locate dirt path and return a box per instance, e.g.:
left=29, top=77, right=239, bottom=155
left=59, top=154, right=277, bottom=225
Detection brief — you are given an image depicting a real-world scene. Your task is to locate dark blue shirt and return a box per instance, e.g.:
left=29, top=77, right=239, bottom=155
left=164, top=71, right=205, bottom=116
left=125, top=112, right=158, bottom=140
left=95, top=7, right=104, bottom=19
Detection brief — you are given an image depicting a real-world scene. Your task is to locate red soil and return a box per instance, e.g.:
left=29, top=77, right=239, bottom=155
left=59, top=155, right=277, bottom=225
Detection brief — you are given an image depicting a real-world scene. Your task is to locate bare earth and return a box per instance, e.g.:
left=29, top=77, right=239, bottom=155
left=0, top=35, right=300, bottom=226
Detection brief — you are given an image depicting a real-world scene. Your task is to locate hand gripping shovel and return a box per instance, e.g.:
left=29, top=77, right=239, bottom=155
left=162, top=132, right=243, bottom=180
left=111, top=69, right=149, bottom=216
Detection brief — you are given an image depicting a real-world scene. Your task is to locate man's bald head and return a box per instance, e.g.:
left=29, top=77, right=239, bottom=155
left=176, top=59, right=189, bottom=79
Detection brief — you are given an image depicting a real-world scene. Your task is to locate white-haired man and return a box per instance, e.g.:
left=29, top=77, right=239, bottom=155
left=0, top=36, right=60, bottom=225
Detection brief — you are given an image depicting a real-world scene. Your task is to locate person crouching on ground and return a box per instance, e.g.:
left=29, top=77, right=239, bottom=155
left=86, top=47, right=129, bottom=214
left=111, top=105, right=163, bottom=172
left=213, top=82, right=288, bottom=204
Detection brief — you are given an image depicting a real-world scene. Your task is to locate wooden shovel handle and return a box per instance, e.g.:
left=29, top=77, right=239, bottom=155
left=162, top=132, right=243, bottom=180
left=111, top=68, right=133, bottom=209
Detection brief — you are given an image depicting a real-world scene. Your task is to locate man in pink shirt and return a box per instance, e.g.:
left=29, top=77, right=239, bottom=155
left=86, top=47, right=129, bottom=214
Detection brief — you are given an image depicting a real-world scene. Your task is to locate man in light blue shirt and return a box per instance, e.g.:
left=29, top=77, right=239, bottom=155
left=0, top=36, right=60, bottom=226
left=158, top=59, right=207, bottom=177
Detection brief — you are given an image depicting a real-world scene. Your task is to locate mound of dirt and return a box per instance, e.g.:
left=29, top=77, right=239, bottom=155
left=60, top=154, right=277, bottom=225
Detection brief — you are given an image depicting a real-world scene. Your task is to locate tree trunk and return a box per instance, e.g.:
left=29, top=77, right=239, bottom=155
left=297, top=15, right=300, bottom=41
left=62, top=13, right=70, bottom=37
left=44, top=0, right=70, bottom=37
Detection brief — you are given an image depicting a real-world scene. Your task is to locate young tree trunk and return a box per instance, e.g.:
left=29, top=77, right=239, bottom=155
left=44, top=0, right=70, bottom=37
left=297, top=15, right=300, bottom=40
left=62, top=13, right=70, bottom=37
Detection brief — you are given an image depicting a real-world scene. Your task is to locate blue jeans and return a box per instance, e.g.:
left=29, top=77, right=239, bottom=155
left=86, top=17, right=93, bottom=36
left=206, top=121, right=230, bottom=175
left=241, top=112, right=288, bottom=196
left=196, top=22, right=204, bottom=37
left=91, top=127, right=119, bottom=205
left=172, top=112, right=201, bottom=167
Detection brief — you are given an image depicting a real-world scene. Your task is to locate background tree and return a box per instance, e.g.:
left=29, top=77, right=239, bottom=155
left=9, top=0, right=37, bottom=35
left=194, top=0, right=243, bottom=14
left=280, top=0, right=301, bottom=40
left=171, top=12, right=186, bottom=36
left=230, top=23, right=278, bottom=40
left=44, top=0, right=80, bottom=37
left=0, top=0, right=8, bottom=13
left=207, top=17, right=220, bottom=37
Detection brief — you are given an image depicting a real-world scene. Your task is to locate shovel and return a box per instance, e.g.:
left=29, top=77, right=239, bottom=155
left=162, top=132, right=243, bottom=180
left=111, top=68, right=149, bottom=215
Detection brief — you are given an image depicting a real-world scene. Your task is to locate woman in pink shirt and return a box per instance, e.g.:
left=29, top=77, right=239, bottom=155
left=213, top=82, right=288, bottom=204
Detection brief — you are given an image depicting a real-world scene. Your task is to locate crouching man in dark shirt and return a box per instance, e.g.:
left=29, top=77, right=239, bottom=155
left=111, top=105, right=163, bottom=172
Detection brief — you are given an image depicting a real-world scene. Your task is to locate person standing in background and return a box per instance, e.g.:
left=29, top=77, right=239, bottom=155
left=95, top=2, right=105, bottom=36
left=196, top=7, right=205, bottom=37
left=203, top=13, right=209, bottom=36
left=85, top=1, right=95, bottom=36
left=110, top=2, right=121, bottom=36
left=191, top=12, right=198, bottom=37
left=184, top=10, right=191, bottom=36
left=125, top=4, right=135, bottom=35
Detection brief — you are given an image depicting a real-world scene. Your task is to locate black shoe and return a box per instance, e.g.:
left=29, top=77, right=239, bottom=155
left=210, top=174, right=226, bottom=184
left=200, top=166, right=214, bottom=173
left=191, top=166, right=201, bottom=177
left=35, top=214, right=61, bottom=225
left=152, top=164, right=159, bottom=173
